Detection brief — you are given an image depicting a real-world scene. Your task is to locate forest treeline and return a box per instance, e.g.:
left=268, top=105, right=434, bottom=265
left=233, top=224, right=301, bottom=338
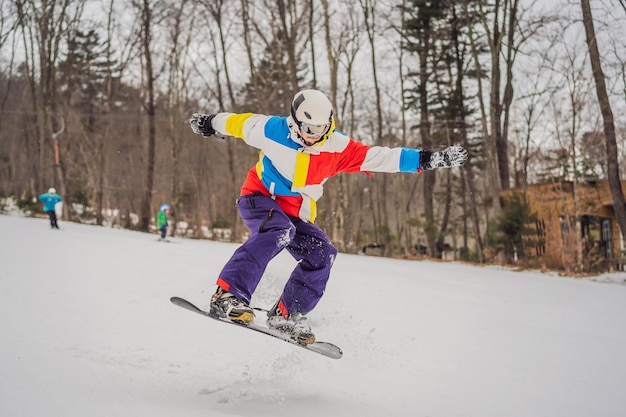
left=0, top=0, right=625, bottom=271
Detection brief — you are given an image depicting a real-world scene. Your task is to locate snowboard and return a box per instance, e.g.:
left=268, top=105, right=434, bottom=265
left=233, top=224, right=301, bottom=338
left=170, top=296, right=342, bottom=359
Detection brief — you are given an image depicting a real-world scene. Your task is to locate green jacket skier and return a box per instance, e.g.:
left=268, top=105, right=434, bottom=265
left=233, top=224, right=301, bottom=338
left=158, top=204, right=170, bottom=240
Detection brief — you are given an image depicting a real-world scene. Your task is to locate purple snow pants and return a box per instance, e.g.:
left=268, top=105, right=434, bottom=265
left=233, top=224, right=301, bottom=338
left=217, top=193, right=337, bottom=316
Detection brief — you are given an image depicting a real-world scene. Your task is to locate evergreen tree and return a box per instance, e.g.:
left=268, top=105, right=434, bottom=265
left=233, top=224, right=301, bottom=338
left=58, top=29, right=117, bottom=125
left=497, top=192, right=538, bottom=261
left=240, top=36, right=307, bottom=115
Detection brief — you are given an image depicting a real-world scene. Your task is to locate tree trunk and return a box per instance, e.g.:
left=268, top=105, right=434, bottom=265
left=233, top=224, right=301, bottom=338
left=140, top=0, right=156, bottom=232
left=210, top=0, right=240, bottom=241
left=580, top=0, right=626, bottom=242
left=451, top=3, right=484, bottom=262
left=419, top=26, right=436, bottom=257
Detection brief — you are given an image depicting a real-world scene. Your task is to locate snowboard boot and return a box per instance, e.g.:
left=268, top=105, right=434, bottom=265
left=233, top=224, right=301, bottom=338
left=267, top=301, right=315, bottom=345
left=210, top=287, right=255, bottom=324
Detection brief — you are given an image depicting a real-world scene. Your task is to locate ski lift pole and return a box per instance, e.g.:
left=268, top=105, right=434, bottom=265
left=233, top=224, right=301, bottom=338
left=51, top=117, right=66, bottom=219
left=51, top=117, right=65, bottom=167
left=54, top=137, right=60, bottom=166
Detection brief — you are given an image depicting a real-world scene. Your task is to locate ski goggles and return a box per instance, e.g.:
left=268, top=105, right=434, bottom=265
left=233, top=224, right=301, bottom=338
left=299, top=121, right=330, bottom=138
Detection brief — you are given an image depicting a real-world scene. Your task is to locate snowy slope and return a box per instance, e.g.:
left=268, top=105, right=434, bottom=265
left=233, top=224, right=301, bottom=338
left=1, top=214, right=625, bottom=417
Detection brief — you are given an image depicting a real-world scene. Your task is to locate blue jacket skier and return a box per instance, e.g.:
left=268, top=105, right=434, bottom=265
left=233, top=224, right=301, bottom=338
left=38, top=188, right=62, bottom=229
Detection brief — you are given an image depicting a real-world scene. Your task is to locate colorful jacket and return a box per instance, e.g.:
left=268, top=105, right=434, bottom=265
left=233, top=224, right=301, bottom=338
left=211, top=112, right=424, bottom=223
left=157, top=211, right=168, bottom=228
left=38, top=193, right=62, bottom=212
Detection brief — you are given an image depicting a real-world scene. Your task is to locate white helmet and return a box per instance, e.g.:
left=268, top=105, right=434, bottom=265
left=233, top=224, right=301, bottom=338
left=48, top=187, right=56, bottom=194
left=288, top=89, right=334, bottom=144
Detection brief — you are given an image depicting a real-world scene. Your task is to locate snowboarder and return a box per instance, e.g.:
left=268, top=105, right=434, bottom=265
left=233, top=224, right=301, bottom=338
left=158, top=204, right=170, bottom=241
left=189, top=89, right=468, bottom=345
left=38, top=188, right=63, bottom=229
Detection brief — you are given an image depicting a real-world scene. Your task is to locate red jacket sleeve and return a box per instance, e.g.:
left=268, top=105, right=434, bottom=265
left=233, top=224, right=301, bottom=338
left=336, top=139, right=371, bottom=173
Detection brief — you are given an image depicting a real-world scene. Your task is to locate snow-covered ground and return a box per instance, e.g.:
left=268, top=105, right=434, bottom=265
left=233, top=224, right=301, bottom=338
left=1, top=214, right=625, bottom=417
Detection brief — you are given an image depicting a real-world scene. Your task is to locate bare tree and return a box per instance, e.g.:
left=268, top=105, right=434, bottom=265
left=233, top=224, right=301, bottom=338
left=359, top=0, right=397, bottom=253
left=202, top=0, right=243, bottom=241
left=12, top=0, right=87, bottom=206
left=580, top=0, right=626, bottom=242
left=0, top=2, right=20, bottom=114
left=163, top=0, right=194, bottom=235
left=95, top=0, right=137, bottom=225
left=320, top=0, right=348, bottom=248
left=475, top=0, right=516, bottom=192
left=136, top=0, right=158, bottom=231
left=449, top=3, right=485, bottom=262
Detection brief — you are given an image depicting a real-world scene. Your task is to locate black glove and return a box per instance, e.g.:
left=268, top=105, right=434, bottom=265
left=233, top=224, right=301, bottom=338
left=420, top=146, right=468, bottom=171
left=189, top=113, right=216, bottom=137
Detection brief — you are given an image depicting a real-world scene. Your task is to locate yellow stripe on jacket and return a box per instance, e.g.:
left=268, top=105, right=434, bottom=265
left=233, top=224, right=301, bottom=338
left=292, top=152, right=311, bottom=188
left=224, top=113, right=254, bottom=139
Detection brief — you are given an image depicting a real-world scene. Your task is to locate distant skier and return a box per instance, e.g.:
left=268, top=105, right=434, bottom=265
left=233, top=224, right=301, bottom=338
left=190, top=89, right=468, bottom=344
left=38, top=188, right=62, bottom=229
left=158, top=204, right=170, bottom=241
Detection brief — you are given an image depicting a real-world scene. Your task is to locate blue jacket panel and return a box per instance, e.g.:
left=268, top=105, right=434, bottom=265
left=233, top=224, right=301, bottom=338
left=39, top=193, right=62, bottom=211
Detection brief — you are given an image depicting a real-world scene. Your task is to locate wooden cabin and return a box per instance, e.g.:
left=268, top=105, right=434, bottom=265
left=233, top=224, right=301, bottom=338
left=500, top=181, right=626, bottom=272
